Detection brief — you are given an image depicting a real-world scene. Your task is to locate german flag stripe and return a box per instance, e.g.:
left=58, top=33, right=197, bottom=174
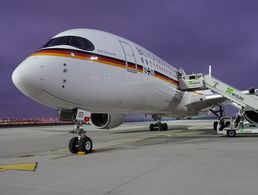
left=137, top=65, right=144, bottom=73
left=32, top=48, right=179, bottom=87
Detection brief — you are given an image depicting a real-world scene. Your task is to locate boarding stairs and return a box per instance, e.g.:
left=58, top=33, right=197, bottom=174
left=179, top=73, right=258, bottom=136
left=178, top=73, right=258, bottom=112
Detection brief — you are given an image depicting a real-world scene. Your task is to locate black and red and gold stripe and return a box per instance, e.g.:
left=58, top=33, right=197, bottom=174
left=32, top=48, right=179, bottom=87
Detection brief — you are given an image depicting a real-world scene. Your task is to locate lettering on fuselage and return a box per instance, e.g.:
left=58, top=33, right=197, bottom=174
left=136, top=46, right=165, bottom=65
left=134, top=46, right=178, bottom=83
left=97, top=49, right=117, bottom=57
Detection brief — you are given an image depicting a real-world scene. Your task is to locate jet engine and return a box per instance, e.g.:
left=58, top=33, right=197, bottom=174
left=243, top=110, right=258, bottom=124
left=90, top=113, right=125, bottom=129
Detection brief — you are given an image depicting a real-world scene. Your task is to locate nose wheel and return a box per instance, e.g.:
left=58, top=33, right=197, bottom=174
left=79, top=136, right=93, bottom=153
left=69, top=121, right=93, bottom=154
left=69, top=137, right=79, bottom=153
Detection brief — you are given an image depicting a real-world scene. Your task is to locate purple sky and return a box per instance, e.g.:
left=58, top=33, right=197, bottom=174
left=1, top=0, right=258, bottom=118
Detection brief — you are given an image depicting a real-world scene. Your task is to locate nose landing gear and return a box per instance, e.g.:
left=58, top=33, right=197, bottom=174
left=69, top=121, right=93, bottom=154
left=149, top=115, right=168, bottom=131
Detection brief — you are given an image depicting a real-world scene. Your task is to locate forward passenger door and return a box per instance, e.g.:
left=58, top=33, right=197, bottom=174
left=120, top=41, right=137, bottom=73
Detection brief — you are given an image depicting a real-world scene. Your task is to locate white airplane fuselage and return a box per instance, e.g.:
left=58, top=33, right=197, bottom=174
left=12, top=29, right=200, bottom=117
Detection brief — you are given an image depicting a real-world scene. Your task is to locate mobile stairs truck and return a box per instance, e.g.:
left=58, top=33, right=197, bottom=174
left=178, top=72, right=258, bottom=137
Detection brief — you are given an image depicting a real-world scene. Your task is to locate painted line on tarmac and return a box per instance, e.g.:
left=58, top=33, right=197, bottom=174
left=50, top=154, right=74, bottom=160
left=16, top=154, right=36, bottom=158
left=0, top=162, right=38, bottom=172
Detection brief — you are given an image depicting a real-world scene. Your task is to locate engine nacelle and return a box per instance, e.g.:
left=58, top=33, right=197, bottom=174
left=90, top=113, right=125, bottom=129
left=244, top=110, right=258, bottom=124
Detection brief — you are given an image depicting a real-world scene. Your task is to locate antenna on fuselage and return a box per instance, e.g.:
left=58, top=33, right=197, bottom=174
left=208, top=65, right=212, bottom=77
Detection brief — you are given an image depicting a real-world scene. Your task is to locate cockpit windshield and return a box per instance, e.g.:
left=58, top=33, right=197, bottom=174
left=42, top=36, right=95, bottom=51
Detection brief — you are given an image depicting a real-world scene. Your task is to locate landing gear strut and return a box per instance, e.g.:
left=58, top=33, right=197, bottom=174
left=69, top=120, right=93, bottom=154
left=149, top=115, right=168, bottom=131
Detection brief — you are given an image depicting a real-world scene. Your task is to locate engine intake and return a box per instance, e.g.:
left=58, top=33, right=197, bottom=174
left=90, top=113, right=125, bottom=129
left=244, top=110, right=258, bottom=124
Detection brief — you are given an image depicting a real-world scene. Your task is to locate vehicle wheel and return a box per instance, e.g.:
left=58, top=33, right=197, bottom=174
left=69, top=137, right=79, bottom=154
left=149, top=124, right=155, bottom=131
left=213, top=121, right=218, bottom=130
left=79, top=136, right=93, bottom=153
left=227, top=130, right=236, bottom=137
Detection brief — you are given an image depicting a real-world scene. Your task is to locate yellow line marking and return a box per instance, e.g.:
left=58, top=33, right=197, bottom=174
left=60, top=149, right=69, bottom=152
left=77, top=151, right=86, bottom=155
left=49, top=149, right=59, bottom=152
left=0, top=162, right=38, bottom=172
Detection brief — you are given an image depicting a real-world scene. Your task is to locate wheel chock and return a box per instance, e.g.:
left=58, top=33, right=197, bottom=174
left=77, top=151, right=86, bottom=155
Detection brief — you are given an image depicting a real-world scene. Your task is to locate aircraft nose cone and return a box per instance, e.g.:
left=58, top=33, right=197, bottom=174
left=12, top=66, right=22, bottom=88
left=12, top=59, right=41, bottom=97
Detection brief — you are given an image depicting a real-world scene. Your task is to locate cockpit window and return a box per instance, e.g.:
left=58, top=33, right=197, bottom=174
left=70, top=36, right=84, bottom=49
left=42, top=36, right=95, bottom=51
left=79, top=38, right=95, bottom=51
left=45, top=36, right=70, bottom=47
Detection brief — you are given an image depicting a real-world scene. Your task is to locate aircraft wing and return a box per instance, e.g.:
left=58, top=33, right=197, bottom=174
left=185, top=93, right=227, bottom=113
left=185, top=89, right=255, bottom=114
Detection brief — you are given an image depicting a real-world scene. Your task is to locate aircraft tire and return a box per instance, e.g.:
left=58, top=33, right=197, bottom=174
left=69, top=137, right=79, bottom=154
left=159, top=124, right=164, bottom=131
left=159, top=123, right=167, bottom=131
left=79, top=136, right=93, bottom=153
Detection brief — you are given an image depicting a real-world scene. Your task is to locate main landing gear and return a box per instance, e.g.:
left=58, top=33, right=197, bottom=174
left=149, top=122, right=168, bottom=131
left=69, top=121, right=93, bottom=154
left=149, top=115, right=168, bottom=131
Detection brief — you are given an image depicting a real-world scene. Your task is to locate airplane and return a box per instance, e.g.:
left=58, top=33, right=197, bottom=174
left=12, top=28, right=258, bottom=154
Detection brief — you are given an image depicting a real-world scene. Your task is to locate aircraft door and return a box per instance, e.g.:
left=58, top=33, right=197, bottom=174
left=120, top=41, right=137, bottom=73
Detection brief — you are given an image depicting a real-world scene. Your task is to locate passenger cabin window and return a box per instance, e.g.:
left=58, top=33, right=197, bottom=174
left=42, top=36, right=95, bottom=51
left=141, top=57, right=144, bottom=64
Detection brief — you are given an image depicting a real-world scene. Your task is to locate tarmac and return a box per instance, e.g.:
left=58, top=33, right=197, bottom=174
left=1, top=120, right=258, bottom=195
